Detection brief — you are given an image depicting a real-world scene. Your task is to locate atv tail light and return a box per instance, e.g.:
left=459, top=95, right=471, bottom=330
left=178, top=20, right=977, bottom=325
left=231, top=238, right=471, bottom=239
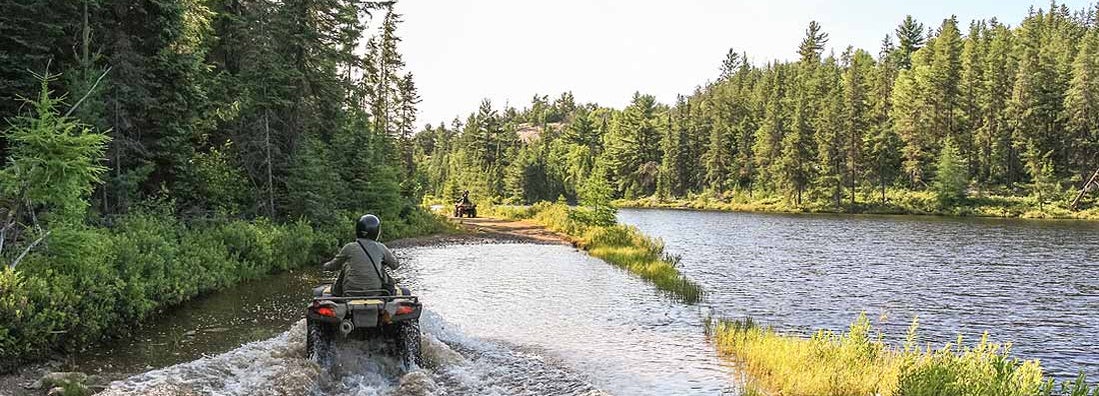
left=315, top=306, right=336, bottom=317
left=395, top=305, right=414, bottom=315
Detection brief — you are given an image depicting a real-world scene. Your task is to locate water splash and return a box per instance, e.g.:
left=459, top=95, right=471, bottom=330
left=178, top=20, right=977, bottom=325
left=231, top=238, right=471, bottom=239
left=99, top=315, right=603, bottom=396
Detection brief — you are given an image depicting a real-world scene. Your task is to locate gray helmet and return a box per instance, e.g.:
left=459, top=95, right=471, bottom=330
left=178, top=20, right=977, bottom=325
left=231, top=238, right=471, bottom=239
left=356, top=214, right=381, bottom=240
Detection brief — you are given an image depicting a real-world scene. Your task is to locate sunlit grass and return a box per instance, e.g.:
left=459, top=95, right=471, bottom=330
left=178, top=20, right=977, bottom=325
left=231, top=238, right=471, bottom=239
left=487, top=202, right=703, bottom=303
left=616, top=189, right=1099, bottom=220
left=708, top=314, right=1099, bottom=396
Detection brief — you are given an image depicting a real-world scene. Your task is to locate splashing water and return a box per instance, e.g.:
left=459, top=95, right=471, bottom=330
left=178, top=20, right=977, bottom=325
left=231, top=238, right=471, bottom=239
left=92, top=242, right=740, bottom=395
left=99, top=314, right=606, bottom=396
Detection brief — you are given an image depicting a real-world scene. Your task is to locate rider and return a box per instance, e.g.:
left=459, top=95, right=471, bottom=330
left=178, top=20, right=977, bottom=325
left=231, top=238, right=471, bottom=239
left=322, top=214, right=400, bottom=296
left=458, top=190, right=471, bottom=205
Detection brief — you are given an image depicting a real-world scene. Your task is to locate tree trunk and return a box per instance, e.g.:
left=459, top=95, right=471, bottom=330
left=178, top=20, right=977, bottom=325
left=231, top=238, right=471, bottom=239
left=265, top=110, right=275, bottom=218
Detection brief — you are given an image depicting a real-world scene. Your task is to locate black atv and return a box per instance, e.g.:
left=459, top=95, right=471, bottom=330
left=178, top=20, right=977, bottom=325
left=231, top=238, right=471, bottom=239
left=454, top=202, right=477, bottom=218
left=305, top=285, right=424, bottom=367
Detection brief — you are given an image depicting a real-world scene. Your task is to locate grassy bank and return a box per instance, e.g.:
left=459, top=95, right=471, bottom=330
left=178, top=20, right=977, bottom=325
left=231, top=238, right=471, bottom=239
left=0, top=205, right=449, bottom=372
left=708, top=315, right=1098, bottom=396
left=618, top=189, right=1099, bottom=220
left=486, top=202, right=702, bottom=303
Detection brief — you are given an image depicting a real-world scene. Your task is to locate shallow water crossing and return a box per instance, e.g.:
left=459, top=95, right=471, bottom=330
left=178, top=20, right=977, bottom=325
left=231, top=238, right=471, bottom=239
left=95, top=243, right=739, bottom=395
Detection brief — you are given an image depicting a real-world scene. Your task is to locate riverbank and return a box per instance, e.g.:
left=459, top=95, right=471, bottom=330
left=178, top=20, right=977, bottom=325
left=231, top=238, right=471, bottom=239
left=0, top=223, right=484, bottom=396
left=616, top=190, right=1099, bottom=220
left=484, top=203, right=702, bottom=303
left=0, top=207, right=455, bottom=394
left=707, top=315, right=1098, bottom=396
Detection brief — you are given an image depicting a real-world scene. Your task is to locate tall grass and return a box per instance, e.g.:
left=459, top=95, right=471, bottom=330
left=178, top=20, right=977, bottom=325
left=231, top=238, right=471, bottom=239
left=708, top=314, right=1099, bottom=396
left=489, top=202, right=703, bottom=303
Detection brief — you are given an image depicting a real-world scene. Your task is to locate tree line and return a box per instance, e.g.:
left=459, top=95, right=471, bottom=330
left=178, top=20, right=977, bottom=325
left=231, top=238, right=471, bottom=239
left=0, top=0, right=433, bottom=367
left=1, top=0, right=423, bottom=226
left=415, top=3, right=1099, bottom=212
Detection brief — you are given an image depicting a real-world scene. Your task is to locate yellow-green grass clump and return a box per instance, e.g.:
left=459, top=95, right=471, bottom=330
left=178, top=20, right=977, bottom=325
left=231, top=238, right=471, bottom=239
left=490, top=202, right=702, bottom=303
left=616, top=188, right=1099, bottom=220
left=708, top=314, right=1099, bottom=396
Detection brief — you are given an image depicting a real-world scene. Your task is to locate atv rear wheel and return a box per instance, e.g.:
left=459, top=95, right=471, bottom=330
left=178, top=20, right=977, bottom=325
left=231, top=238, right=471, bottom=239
left=396, top=319, right=423, bottom=367
left=306, top=320, right=335, bottom=364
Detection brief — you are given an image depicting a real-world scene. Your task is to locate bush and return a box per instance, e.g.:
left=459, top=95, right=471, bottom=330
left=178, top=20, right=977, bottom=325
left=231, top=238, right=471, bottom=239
left=708, top=314, right=1099, bottom=396
left=0, top=204, right=440, bottom=370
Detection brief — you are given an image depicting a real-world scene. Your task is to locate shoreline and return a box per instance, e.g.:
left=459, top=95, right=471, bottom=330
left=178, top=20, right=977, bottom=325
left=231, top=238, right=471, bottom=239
left=0, top=225, right=568, bottom=394
left=615, top=197, right=1099, bottom=221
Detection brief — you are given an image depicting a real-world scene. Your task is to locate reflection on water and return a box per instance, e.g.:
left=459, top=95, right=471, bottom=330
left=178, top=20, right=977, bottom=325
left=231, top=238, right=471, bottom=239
left=73, top=269, right=324, bottom=375
left=618, top=208, right=1099, bottom=380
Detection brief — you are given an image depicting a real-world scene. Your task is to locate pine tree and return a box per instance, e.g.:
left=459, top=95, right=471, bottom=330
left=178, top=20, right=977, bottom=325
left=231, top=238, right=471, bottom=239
left=892, top=39, right=940, bottom=188
left=866, top=36, right=902, bottom=203
left=959, top=20, right=986, bottom=175
left=895, top=15, right=926, bottom=68
left=929, top=17, right=964, bottom=147
left=720, top=48, right=741, bottom=80
left=1023, top=140, right=1059, bottom=210
left=977, top=20, right=1015, bottom=186
left=932, top=136, right=968, bottom=206
left=605, top=94, right=662, bottom=198
left=843, top=48, right=874, bottom=205
left=703, top=98, right=731, bottom=193
left=1064, top=30, right=1099, bottom=182
left=395, top=72, right=421, bottom=179
left=752, top=64, right=788, bottom=192
left=799, top=21, right=829, bottom=64
left=815, top=55, right=845, bottom=207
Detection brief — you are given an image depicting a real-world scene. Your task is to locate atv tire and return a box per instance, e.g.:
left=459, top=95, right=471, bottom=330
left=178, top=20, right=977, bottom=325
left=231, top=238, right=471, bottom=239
left=306, top=320, right=335, bottom=364
left=396, top=319, right=424, bottom=367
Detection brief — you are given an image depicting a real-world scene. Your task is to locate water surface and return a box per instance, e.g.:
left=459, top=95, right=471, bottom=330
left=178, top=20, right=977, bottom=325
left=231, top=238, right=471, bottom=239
left=618, top=208, right=1099, bottom=380
left=95, top=242, right=740, bottom=395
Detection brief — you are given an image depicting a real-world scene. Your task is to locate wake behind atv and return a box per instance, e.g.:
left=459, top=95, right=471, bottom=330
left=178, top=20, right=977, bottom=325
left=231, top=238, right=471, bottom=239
left=305, top=285, right=423, bottom=367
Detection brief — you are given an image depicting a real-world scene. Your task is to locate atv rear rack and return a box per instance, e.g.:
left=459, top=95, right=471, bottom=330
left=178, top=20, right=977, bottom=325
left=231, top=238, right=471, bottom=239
left=312, top=296, right=419, bottom=302
left=312, top=289, right=418, bottom=303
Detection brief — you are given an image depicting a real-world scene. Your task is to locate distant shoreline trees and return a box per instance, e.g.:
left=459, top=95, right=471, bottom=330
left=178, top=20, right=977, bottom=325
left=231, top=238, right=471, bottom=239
left=417, top=2, right=1099, bottom=213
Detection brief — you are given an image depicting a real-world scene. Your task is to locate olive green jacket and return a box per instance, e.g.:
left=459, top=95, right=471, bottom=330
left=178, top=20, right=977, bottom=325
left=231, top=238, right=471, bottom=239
left=322, top=238, right=399, bottom=295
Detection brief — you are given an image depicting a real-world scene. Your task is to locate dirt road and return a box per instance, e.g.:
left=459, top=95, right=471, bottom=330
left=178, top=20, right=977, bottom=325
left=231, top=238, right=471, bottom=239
left=450, top=217, right=571, bottom=245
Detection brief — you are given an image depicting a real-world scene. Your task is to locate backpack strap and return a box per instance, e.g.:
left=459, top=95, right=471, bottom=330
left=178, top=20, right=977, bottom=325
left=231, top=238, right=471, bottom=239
left=355, top=240, right=391, bottom=287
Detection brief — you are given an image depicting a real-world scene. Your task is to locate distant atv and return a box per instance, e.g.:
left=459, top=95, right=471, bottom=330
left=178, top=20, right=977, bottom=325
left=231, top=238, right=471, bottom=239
left=305, top=285, right=423, bottom=367
left=454, top=202, right=477, bottom=218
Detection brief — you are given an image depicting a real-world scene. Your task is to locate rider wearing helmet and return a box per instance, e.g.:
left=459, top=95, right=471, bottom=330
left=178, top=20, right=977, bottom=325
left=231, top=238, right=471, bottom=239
left=322, top=214, right=400, bottom=296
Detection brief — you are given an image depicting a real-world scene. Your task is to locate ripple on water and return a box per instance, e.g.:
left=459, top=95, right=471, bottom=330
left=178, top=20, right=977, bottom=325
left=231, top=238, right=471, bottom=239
left=397, top=243, right=739, bottom=395
left=618, top=208, right=1099, bottom=381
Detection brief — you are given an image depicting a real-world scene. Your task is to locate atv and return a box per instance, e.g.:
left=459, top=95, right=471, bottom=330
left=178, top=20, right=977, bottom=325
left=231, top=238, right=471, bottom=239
left=454, top=202, right=477, bottom=218
left=305, top=285, right=424, bottom=367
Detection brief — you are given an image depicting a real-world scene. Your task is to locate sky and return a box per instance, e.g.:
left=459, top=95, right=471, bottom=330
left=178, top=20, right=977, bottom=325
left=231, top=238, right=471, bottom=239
left=393, top=0, right=1091, bottom=128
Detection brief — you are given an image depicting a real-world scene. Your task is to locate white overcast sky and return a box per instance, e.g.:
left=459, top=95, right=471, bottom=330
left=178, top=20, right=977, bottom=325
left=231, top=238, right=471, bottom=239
left=392, top=0, right=1090, bottom=128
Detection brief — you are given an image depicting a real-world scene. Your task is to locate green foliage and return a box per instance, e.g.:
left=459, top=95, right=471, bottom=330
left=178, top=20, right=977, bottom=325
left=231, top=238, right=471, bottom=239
left=0, top=204, right=337, bottom=370
left=709, top=314, right=1099, bottom=396
left=932, top=137, right=969, bottom=206
left=0, top=0, right=445, bottom=370
left=418, top=2, right=1098, bottom=216
left=1, top=76, right=108, bottom=222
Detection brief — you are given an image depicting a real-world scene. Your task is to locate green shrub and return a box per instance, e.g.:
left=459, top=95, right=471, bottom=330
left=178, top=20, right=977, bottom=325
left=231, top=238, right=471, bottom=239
left=0, top=205, right=445, bottom=370
left=709, top=314, right=1099, bottom=396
